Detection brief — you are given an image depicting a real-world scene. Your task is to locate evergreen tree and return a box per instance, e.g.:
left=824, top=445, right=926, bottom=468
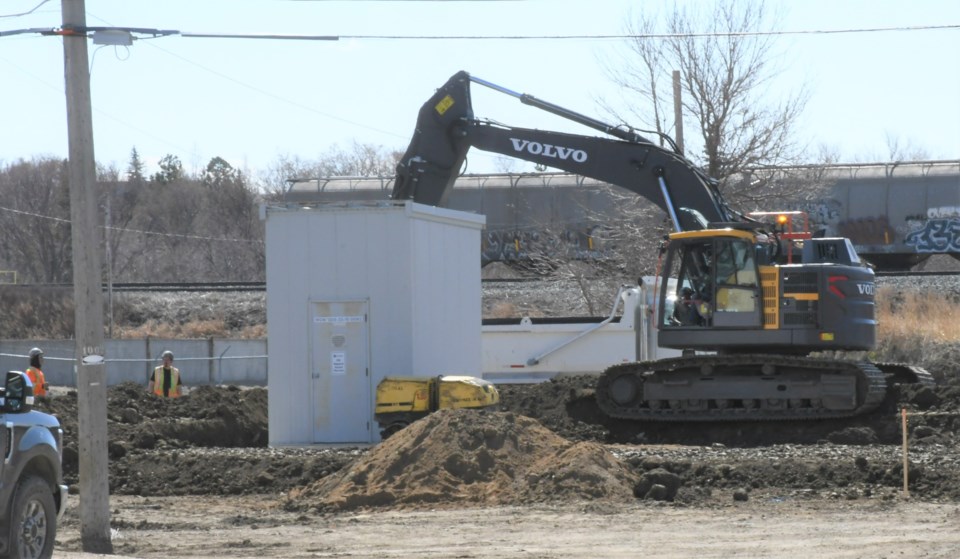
left=127, top=147, right=145, bottom=182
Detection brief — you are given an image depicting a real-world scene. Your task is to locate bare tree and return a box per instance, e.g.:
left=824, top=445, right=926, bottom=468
left=257, top=154, right=317, bottom=201
left=97, top=162, right=142, bottom=281
left=521, top=1, right=812, bottom=313
left=315, top=141, right=401, bottom=177
left=256, top=141, right=402, bottom=199
left=0, top=158, right=73, bottom=283
left=884, top=133, right=930, bottom=162
left=508, top=184, right=670, bottom=315
left=603, top=0, right=808, bottom=192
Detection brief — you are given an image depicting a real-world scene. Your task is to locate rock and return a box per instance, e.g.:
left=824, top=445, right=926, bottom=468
left=912, top=425, right=938, bottom=439
left=646, top=484, right=669, bottom=501
left=641, top=456, right=665, bottom=470
left=826, top=427, right=878, bottom=446
left=634, top=468, right=681, bottom=501
left=732, top=488, right=749, bottom=502
left=117, top=407, right=142, bottom=424
left=134, top=432, right=157, bottom=450
left=108, top=441, right=127, bottom=459
left=905, top=386, right=941, bottom=409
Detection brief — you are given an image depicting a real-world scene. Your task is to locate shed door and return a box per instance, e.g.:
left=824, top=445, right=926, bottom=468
left=310, top=300, right=371, bottom=443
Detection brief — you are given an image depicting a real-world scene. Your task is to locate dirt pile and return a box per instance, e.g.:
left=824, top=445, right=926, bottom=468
left=38, top=383, right=290, bottom=496
left=285, top=408, right=639, bottom=511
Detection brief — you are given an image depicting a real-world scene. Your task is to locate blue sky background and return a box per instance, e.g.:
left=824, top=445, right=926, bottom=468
left=1, top=0, right=958, bottom=179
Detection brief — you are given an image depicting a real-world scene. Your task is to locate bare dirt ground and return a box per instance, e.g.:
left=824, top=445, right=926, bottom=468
left=41, top=371, right=960, bottom=558
left=55, top=496, right=960, bottom=559
left=19, top=272, right=960, bottom=557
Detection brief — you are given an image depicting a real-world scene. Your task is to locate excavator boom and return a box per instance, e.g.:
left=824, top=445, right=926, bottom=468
left=392, top=70, right=735, bottom=231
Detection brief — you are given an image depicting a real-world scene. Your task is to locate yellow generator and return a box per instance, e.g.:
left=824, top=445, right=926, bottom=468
left=374, top=375, right=500, bottom=438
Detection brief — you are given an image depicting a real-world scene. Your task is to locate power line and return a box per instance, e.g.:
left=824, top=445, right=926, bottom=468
left=80, top=12, right=408, bottom=142
left=3, top=23, right=959, bottom=41
left=0, top=0, right=51, bottom=19
left=135, top=39, right=405, bottom=140
left=0, top=204, right=263, bottom=244
left=335, top=23, right=960, bottom=39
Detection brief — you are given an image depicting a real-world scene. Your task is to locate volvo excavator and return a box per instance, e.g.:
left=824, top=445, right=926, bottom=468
left=392, top=70, right=932, bottom=422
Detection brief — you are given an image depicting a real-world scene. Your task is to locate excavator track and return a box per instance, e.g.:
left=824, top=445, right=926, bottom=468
left=596, top=354, right=889, bottom=422
left=874, top=362, right=936, bottom=387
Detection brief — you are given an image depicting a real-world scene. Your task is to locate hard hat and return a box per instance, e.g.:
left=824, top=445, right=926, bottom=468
left=161, top=350, right=174, bottom=360
left=29, top=347, right=43, bottom=358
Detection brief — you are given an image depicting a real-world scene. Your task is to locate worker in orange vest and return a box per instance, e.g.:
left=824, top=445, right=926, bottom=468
left=149, top=350, right=183, bottom=398
left=25, top=347, right=49, bottom=397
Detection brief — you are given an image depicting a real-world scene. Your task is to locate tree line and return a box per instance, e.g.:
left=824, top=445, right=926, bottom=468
left=0, top=142, right=400, bottom=284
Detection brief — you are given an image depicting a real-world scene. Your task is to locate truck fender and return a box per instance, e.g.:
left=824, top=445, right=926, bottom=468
left=15, top=425, right=58, bottom=458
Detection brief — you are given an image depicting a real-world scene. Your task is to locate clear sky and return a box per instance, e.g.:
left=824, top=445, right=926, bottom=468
left=2, top=0, right=958, bottom=181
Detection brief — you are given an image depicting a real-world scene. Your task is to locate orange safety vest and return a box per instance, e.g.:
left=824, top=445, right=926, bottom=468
left=152, top=366, right=181, bottom=398
left=25, top=367, right=47, bottom=397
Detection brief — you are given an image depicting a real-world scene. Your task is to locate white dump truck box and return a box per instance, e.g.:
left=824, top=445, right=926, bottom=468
left=481, top=280, right=681, bottom=383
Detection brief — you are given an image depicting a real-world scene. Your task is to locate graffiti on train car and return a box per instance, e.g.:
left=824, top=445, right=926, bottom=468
left=481, top=226, right=614, bottom=262
left=904, top=218, right=960, bottom=253
left=837, top=216, right=897, bottom=246
left=799, top=199, right=842, bottom=237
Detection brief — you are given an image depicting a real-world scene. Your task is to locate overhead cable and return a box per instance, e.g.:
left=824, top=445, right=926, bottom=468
left=3, top=23, right=959, bottom=41
left=0, top=0, right=51, bottom=19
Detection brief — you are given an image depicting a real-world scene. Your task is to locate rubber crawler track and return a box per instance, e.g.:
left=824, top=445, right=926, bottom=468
left=596, top=354, right=891, bottom=422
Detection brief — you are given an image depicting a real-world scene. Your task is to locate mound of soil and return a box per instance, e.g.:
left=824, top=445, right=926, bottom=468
left=285, top=409, right=639, bottom=511
left=38, top=383, right=297, bottom=496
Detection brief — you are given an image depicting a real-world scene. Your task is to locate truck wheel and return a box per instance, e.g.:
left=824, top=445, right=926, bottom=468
left=7, top=476, right=56, bottom=559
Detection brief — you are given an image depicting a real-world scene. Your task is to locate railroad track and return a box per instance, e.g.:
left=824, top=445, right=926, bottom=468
left=875, top=270, right=960, bottom=277
left=6, top=270, right=959, bottom=293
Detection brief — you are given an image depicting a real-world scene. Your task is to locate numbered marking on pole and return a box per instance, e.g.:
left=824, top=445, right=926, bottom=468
left=82, top=345, right=105, bottom=365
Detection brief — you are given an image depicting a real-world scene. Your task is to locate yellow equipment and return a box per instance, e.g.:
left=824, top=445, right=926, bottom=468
left=374, top=375, right=500, bottom=438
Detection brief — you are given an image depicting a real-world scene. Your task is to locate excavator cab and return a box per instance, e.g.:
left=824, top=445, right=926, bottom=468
left=658, top=229, right=768, bottom=340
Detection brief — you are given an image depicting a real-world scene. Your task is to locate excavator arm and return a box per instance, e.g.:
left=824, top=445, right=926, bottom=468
left=392, top=70, right=740, bottom=231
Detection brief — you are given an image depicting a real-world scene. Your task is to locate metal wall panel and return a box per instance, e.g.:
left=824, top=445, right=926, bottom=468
left=409, top=204, right=484, bottom=379
left=266, top=210, right=315, bottom=445
left=265, top=201, right=483, bottom=445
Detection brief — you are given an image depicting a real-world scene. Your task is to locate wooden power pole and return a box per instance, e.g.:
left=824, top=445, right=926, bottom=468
left=61, top=0, right=113, bottom=552
left=672, top=70, right=684, bottom=155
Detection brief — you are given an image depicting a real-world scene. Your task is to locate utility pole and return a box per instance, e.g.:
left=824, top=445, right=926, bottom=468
left=61, top=0, right=113, bottom=553
left=672, top=70, right=684, bottom=155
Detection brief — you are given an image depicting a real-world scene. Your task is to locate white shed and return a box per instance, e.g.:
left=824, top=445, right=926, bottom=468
left=264, top=200, right=485, bottom=445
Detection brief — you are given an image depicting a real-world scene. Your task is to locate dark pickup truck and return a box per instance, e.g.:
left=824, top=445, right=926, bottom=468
left=0, top=371, right=67, bottom=559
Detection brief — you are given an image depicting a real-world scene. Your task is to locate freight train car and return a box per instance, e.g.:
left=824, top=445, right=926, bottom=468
left=810, top=162, right=960, bottom=270
left=284, top=173, right=632, bottom=264
left=285, top=160, right=960, bottom=271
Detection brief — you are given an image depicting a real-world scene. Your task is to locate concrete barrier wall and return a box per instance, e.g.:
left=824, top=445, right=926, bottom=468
left=0, top=338, right=268, bottom=388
